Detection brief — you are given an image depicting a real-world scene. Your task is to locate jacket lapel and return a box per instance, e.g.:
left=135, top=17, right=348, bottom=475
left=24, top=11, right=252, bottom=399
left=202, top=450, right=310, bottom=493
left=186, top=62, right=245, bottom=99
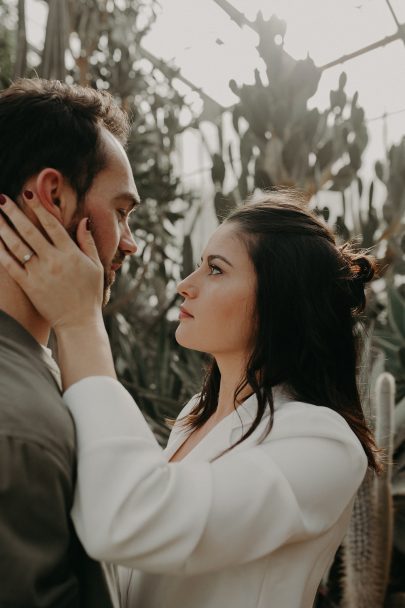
left=164, top=386, right=292, bottom=462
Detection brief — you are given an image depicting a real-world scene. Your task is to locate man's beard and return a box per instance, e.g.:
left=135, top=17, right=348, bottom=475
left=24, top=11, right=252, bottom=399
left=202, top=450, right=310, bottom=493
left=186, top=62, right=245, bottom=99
left=67, top=213, right=112, bottom=308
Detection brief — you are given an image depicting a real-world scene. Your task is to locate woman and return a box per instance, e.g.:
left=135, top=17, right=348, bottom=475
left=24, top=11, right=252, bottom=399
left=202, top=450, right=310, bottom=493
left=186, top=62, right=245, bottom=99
left=0, top=191, right=380, bottom=608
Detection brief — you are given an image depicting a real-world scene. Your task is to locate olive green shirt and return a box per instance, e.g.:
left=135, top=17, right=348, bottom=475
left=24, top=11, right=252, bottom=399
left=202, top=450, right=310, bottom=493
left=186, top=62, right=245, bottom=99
left=0, top=310, right=114, bottom=607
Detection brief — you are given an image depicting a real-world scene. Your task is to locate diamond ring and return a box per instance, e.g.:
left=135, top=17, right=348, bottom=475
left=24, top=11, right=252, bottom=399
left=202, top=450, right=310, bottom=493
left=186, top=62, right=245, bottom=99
left=21, top=251, right=35, bottom=266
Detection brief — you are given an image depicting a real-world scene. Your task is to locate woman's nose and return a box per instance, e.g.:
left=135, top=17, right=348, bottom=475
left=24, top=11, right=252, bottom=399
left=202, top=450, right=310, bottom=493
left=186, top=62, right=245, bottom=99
left=177, top=277, right=198, bottom=298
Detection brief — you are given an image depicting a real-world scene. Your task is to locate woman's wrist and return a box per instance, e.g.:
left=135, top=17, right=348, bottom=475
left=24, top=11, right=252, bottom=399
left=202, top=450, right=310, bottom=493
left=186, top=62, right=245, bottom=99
left=52, top=308, right=105, bottom=334
left=54, top=316, right=105, bottom=338
left=55, top=319, right=117, bottom=390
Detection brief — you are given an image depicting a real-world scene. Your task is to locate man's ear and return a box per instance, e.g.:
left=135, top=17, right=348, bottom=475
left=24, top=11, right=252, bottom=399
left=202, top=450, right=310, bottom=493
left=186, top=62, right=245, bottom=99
left=26, top=168, right=77, bottom=225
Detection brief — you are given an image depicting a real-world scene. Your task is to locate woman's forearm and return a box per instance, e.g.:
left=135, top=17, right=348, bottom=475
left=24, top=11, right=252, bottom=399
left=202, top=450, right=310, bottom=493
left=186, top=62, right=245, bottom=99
left=55, top=320, right=116, bottom=390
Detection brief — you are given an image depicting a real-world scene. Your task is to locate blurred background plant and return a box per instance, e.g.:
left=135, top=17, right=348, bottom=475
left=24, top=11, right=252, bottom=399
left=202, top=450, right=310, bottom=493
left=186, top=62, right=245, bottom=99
left=0, top=0, right=15, bottom=87
left=1, top=0, right=405, bottom=603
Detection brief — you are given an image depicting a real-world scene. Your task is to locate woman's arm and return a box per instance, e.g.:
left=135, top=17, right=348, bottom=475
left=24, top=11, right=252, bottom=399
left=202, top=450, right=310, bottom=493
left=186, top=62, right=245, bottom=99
left=64, top=376, right=368, bottom=574
left=55, top=323, right=116, bottom=388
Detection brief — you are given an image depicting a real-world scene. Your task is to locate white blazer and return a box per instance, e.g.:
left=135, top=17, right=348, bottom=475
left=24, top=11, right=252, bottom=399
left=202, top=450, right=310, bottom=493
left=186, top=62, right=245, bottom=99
left=63, top=377, right=368, bottom=608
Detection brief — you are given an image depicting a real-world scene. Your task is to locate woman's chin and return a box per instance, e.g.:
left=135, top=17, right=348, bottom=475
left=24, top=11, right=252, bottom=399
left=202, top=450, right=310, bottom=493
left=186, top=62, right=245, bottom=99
left=175, top=327, right=191, bottom=348
left=175, top=327, right=203, bottom=351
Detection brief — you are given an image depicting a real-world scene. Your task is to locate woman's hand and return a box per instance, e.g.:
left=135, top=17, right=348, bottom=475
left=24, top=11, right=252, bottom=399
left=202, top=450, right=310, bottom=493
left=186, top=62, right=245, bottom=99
left=0, top=194, right=116, bottom=388
left=0, top=193, right=104, bottom=332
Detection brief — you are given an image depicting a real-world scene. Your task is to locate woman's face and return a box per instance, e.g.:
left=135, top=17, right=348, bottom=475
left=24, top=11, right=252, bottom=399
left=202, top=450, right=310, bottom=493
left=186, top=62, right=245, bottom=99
left=176, top=222, right=257, bottom=359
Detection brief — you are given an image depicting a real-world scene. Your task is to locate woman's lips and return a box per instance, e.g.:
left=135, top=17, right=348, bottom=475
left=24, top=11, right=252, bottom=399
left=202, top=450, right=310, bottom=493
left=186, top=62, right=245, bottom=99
left=179, top=306, right=194, bottom=319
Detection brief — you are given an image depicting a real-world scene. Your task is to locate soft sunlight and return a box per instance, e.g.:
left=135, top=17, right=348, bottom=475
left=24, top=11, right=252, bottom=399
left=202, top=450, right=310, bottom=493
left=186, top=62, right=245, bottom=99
left=25, top=0, right=405, bottom=180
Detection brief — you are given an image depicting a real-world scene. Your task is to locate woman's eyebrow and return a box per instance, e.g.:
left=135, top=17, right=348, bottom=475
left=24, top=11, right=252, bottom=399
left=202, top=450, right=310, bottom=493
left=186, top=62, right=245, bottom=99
left=200, top=254, right=233, bottom=267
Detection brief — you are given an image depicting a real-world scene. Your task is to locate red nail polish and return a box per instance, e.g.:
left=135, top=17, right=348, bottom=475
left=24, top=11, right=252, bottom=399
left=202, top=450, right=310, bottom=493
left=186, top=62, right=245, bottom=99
left=24, top=190, right=34, bottom=200
left=0, top=194, right=6, bottom=205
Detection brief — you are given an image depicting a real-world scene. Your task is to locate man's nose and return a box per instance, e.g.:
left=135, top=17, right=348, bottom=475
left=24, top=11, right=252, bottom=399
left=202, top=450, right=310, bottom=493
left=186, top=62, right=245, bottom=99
left=120, top=226, right=138, bottom=256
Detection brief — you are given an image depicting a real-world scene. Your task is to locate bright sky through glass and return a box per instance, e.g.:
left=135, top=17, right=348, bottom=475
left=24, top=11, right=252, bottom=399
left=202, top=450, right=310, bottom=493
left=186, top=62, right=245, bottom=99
left=142, top=0, right=403, bottom=107
left=25, top=0, right=405, bottom=180
left=140, top=0, right=405, bottom=179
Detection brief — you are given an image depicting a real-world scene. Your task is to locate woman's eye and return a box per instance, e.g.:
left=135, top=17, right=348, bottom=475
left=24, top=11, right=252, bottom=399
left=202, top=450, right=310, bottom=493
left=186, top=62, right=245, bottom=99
left=195, top=261, right=222, bottom=275
left=208, top=264, right=222, bottom=275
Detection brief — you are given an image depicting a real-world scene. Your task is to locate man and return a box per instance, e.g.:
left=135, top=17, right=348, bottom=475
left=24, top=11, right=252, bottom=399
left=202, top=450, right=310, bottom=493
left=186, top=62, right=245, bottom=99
left=0, top=78, right=139, bottom=606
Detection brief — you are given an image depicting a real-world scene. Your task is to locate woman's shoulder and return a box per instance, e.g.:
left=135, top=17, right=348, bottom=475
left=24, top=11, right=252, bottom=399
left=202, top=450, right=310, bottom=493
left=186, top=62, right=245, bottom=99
left=270, top=398, right=366, bottom=461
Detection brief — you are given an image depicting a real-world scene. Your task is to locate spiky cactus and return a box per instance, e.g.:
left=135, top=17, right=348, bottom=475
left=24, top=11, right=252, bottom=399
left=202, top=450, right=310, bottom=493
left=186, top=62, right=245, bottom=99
left=341, top=372, right=395, bottom=607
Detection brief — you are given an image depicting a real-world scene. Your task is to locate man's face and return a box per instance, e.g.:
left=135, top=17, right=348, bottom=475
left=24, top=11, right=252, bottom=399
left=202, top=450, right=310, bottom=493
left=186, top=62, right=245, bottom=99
left=68, top=129, right=139, bottom=305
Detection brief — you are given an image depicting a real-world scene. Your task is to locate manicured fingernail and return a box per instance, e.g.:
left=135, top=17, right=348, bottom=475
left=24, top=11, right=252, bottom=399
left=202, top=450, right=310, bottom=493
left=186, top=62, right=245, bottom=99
left=0, top=194, right=6, bottom=205
left=24, top=190, right=34, bottom=200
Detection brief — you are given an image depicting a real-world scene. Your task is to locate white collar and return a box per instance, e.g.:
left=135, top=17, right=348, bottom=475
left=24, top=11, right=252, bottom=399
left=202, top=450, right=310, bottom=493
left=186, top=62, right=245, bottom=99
left=164, top=385, right=292, bottom=463
left=40, top=345, right=62, bottom=391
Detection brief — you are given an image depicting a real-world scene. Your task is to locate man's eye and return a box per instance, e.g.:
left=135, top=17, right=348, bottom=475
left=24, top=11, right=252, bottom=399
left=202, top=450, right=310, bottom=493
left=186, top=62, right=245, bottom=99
left=117, top=209, right=127, bottom=219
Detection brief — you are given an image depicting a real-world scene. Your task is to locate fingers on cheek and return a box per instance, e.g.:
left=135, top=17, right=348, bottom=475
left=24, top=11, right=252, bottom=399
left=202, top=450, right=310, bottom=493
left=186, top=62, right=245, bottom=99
left=0, top=227, right=26, bottom=261
left=0, top=253, right=15, bottom=272
left=0, top=248, right=22, bottom=279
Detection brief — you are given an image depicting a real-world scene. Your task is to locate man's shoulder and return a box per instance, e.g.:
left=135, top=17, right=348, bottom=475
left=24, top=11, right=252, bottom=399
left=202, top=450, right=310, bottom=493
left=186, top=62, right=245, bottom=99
left=0, top=338, right=76, bottom=463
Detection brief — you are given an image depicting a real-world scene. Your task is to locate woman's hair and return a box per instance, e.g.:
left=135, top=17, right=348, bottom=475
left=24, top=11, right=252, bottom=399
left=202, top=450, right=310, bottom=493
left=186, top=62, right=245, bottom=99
left=180, top=190, right=381, bottom=473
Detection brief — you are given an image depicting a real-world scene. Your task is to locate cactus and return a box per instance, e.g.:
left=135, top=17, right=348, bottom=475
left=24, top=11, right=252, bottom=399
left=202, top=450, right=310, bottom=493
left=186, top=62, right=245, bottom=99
left=206, top=13, right=368, bottom=222
left=341, top=372, right=395, bottom=607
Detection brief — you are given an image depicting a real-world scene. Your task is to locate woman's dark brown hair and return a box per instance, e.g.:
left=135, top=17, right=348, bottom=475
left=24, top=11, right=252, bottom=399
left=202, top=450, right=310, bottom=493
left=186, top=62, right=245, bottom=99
left=181, top=191, right=381, bottom=473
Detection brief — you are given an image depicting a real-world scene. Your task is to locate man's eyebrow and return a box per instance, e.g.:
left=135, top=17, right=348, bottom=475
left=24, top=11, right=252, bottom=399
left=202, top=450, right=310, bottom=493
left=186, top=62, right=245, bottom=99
left=201, top=254, right=233, bottom=267
left=113, top=192, right=141, bottom=210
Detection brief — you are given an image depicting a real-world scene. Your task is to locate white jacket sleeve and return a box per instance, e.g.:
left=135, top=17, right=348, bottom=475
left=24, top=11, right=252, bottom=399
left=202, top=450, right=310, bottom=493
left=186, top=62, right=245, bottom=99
left=64, top=376, right=367, bottom=575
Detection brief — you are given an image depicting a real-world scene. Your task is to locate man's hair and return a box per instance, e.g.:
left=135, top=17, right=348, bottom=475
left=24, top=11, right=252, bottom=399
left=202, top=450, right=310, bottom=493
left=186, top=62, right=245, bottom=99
left=0, top=78, right=130, bottom=203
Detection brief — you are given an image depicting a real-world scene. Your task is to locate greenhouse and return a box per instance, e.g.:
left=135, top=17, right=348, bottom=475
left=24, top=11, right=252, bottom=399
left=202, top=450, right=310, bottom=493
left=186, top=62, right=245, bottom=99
left=0, top=1, right=404, bottom=606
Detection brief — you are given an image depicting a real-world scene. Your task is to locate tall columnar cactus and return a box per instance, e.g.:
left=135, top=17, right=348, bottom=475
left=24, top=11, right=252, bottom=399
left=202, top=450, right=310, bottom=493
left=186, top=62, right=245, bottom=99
left=341, top=372, right=395, bottom=607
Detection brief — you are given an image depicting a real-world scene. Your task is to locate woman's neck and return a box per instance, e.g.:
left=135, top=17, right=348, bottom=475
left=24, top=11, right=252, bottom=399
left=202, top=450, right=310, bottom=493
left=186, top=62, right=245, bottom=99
left=215, top=353, right=254, bottom=419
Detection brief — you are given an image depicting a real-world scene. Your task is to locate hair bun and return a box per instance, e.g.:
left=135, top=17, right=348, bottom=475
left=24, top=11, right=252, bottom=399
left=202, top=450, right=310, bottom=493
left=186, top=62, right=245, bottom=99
left=352, top=256, right=375, bottom=285
left=346, top=254, right=376, bottom=313
left=338, top=246, right=377, bottom=313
